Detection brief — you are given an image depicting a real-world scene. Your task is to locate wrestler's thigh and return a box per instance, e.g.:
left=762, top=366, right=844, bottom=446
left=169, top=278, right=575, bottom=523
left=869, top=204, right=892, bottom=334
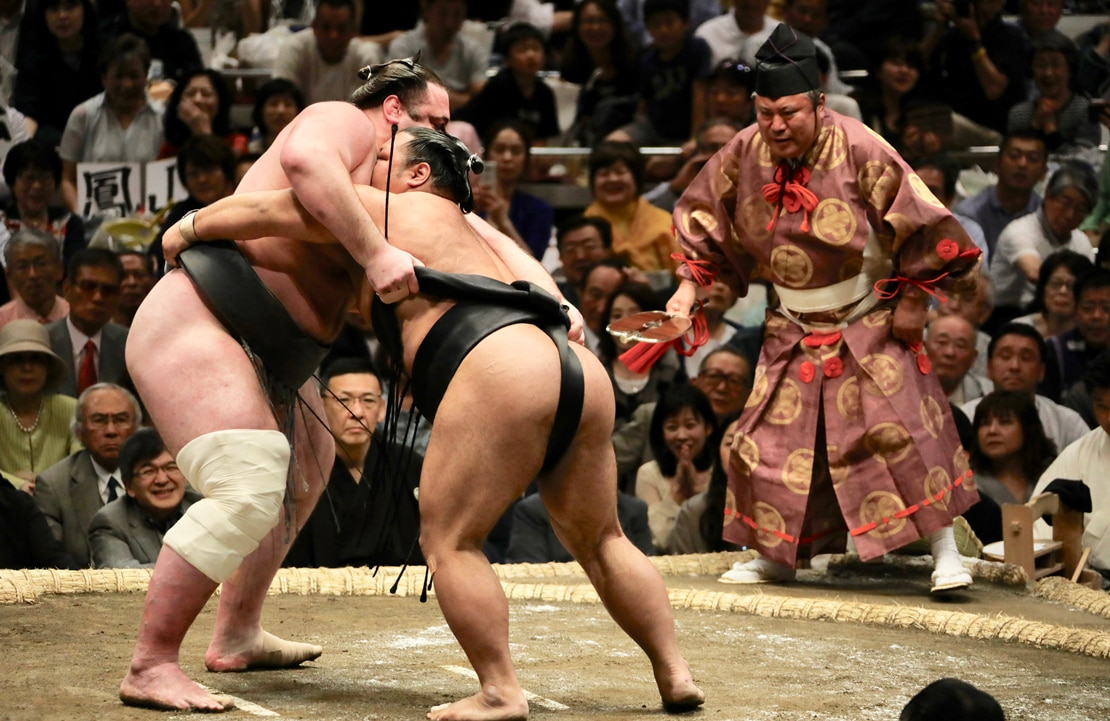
left=126, top=271, right=279, bottom=453
left=418, top=326, right=562, bottom=545
left=536, top=345, right=623, bottom=547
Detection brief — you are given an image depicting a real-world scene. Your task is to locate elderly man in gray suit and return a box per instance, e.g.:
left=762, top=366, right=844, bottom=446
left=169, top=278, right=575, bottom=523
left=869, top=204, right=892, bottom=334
left=33, top=383, right=141, bottom=567
left=46, top=248, right=130, bottom=398
left=89, top=428, right=202, bottom=568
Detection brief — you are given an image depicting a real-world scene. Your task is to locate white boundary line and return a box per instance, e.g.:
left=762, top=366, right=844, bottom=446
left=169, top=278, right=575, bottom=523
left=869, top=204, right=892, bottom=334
left=440, top=665, right=570, bottom=711
left=197, top=683, right=280, bottom=717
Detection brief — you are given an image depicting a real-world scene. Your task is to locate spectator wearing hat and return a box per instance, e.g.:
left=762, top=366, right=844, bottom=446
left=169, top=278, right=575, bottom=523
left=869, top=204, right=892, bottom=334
left=990, top=162, right=1098, bottom=314
left=88, top=427, right=201, bottom=568
left=0, top=319, right=79, bottom=489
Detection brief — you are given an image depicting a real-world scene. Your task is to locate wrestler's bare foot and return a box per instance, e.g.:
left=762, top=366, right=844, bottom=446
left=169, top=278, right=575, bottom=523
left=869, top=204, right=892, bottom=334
left=427, top=686, right=529, bottom=721
left=120, top=662, right=235, bottom=712
left=206, top=629, right=322, bottom=672
left=656, top=661, right=706, bottom=712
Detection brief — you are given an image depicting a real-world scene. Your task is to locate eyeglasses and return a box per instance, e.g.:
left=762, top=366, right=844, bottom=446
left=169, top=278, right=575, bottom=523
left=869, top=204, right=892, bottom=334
left=324, top=393, right=382, bottom=410
left=697, top=370, right=748, bottom=391
left=135, top=461, right=180, bottom=482
left=1047, top=278, right=1075, bottom=292
left=74, top=279, right=121, bottom=296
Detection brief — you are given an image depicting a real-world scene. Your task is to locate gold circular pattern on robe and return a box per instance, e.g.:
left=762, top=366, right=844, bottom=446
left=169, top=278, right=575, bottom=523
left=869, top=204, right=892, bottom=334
left=863, top=421, right=913, bottom=465
left=859, top=353, right=905, bottom=397
left=857, top=161, right=899, bottom=212
left=753, top=132, right=774, bottom=168
left=862, top=308, right=892, bottom=328
left=782, top=448, right=814, bottom=494
left=923, top=466, right=952, bottom=512
left=811, top=125, right=848, bottom=171
left=753, top=501, right=786, bottom=547
left=765, top=377, right=803, bottom=425
left=836, top=376, right=862, bottom=422
left=732, top=431, right=760, bottom=476
left=712, top=152, right=741, bottom=199
left=827, top=445, right=849, bottom=488
left=920, top=396, right=945, bottom=439
left=884, top=212, right=919, bottom=242
left=859, top=491, right=908, bottom=539
left=811, top=198, right=857, bottom=247
left=770, top=245, right=814, bottom=287
left=723, top=487, right=738, bottom=527
left=690, top=208, right=719, bottom=236
left=954, top=448, right=972, bottom=489
left=908, top=172, right=946, bottom=209
left=863, top=124, right=896, bottom=152
left=746, top=365, right=769, bottom=408
left=740, top=193, right=774, bottom=242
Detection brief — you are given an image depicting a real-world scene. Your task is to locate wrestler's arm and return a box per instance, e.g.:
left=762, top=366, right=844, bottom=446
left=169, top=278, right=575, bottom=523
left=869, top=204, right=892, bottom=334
left=162, top=189, right=334, bottom=263
left=280, top=104, right=420, bottom=300
left=467, top=213, right=585, bottom=344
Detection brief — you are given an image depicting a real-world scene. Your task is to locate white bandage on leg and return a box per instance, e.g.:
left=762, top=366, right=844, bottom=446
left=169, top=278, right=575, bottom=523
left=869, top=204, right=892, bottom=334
left=163, top=429, right=291, bottom=582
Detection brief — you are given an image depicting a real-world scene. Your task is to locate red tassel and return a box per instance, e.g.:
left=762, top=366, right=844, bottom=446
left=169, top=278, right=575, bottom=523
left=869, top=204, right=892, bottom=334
left=619, top=341, right=672, bottom=374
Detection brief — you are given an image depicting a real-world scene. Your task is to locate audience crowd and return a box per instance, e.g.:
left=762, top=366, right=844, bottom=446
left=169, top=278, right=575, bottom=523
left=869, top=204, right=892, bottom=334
left=2, top=0, right=1110, bottom=617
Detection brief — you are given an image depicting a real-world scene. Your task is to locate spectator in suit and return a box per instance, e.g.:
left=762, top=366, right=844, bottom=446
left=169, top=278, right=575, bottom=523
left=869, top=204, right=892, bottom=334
left=271, top=0, right=383, bottom=105
left=0, top=229, right=69, bottom=328
left=47, top=248, right=128, bottom=398
left=0, top=319, right=79, bottom=486
left=33, top=382, right=141, bottom=567
left=506, top=489, right=654, bottom=562
left=88, top=427, right=201, bottom=568
left=0, top=468, right=78, bottom=568
left=284, top=358, right=423, bottom=568
left=113, top=250, right=155, bottom=327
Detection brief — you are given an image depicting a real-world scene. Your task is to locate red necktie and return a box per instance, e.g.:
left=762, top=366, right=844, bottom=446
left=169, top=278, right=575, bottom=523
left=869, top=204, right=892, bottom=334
left=78, top=339, right=97, bottom=393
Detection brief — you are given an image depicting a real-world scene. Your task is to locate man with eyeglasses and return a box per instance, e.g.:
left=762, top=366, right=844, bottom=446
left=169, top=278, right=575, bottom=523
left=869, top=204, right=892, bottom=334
left=46, top=248, right=129, bottom=397
left=87, top=427, right=202, bottom=568
left=284, top=358, right=422, bottom=569
left=0, top=229, right=69, bottom=328
left=555, top=215, right=613, bottom=306
left=34, top=383, right=141, bottom=567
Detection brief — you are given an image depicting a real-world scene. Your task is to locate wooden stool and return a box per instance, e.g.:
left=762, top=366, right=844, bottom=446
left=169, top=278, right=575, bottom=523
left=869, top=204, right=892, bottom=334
left=994, top=492, right=1102, bottom=589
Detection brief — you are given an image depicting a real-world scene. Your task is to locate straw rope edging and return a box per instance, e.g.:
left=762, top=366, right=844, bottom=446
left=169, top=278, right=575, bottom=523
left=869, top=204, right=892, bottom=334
left=4, top=554, right=1109, bottom=661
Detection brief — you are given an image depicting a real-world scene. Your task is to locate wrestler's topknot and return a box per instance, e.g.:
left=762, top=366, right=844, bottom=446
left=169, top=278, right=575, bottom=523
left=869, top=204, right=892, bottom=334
left=402, top=127, right=479, bottom=214
left=349, top=55, right=445, bottom=111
